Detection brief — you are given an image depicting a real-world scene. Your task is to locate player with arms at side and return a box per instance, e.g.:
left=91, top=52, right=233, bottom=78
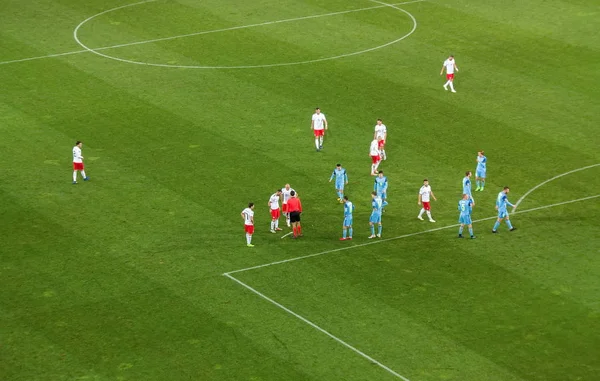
left=417, top=179, right=437, bottom=222
left=440, top=55, right=459, bottom=93
left=369, top=191, right=384, bottom=238
left=374, top=170, right=389, bottom=210
left=374, top=119, right=387, bottom=160
left=457, top=194, right=475, bottom=239
left=268, top=189, right=283, bottom=233
left=463, top=171, right=475, bottom=206
left=311, top=107, right=328, bottom=152
left=340, top=195, right=354, bottom=241
left=281, top=184, right=295, bottom=227
left=241, top=203, right=255, bottom=247
left=72, top=141, right=90, bottom=184
left=329, top=163, right=348, bottom=202
left=287, top=191, right=303, bottom=238
left=475, top=151, right=487, bottom=191
left=370, top=138, right=382, bottom=176
left=493, top=186, right=517, bottom=233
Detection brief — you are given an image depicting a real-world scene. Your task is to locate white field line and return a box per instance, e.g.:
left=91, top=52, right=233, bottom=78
left=0, top=0, right=424, bottom=66
left=515, top=163, right=600, bottom=208
left=224, top=273, right=411, bottom=381
left=225, top=194, right=600, bottom=275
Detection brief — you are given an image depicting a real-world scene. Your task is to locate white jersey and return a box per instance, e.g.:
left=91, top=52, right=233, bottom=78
left=443, top=59, right=456, bottom=74
left=312, top=113, right=327, bottom=130
left=73, top=146, right=83, bottom=163
left=370, top=140, right=380, bottom=156
left=374, top=124, right=387, bottom=139
left=419, top=185, right=432, bottom=202
left=281, top=187, right=295, bottom=204
left=242, top=208, right=254, bottom=225
left=269, top=193, right=280, bottom=210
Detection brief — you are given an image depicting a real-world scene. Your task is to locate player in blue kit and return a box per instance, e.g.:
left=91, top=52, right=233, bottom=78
left=493, top=186, right=517, bottom=233
left=340, top=195, right=354, bottom=241
left=329, top=163, right=349, bottom=203
left=369, top=191, right=383, bottom=238
left=475, top=151, right=487, bottom=191
left=463, top=171, right=475, bottom=205
left=457, top=194, right=475, bottom=239
left=374, top=170, right=389, bottom=210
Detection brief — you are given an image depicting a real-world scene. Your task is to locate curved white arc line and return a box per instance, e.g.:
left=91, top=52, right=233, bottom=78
left=73, top=0, right=418, bottom=69
left=515, top=163, right=600, bottom=208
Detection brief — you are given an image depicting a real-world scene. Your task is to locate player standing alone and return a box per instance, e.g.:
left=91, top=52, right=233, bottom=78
left=417, top=179, right=437, bottom=222
left=440, top=55, right=459, bottom=93
left=340, top=195, right=354, bottom=241
left=281, top=184, right=295, bottom=227
left=241, top=203, right=255, bottom=247
left=268, top=189, right=283, bottom=233
left=311, top=107, right=328, bottom=151
left=374, top=119, right=387, bottom=160
left=72, top=141, right=90, bottom=184
left=329, top=163, right=348, bottom=202
left=492, top=187, right=517, bottom=233
left=475, top=151, right=487, bottom=191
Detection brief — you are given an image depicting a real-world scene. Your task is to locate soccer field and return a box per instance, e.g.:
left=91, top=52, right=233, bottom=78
left=1, top=0, right=599, bottom=380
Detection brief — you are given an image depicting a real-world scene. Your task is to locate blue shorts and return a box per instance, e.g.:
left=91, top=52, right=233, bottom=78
left=476, top=169, right=486, bottom=178
left=498, top=210, right=509, bottom=219
left=458, top=215, right=472, bottom=225
left=335, top=181, right=345, bottom=190
left=376, top=191, right=386, bottom=199
left=370, top=213, right=381, bottom=224
left=343, top=216, right=353, bottom=226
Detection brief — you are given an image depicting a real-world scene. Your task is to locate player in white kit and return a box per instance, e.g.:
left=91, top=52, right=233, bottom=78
left=370, top=138, right=382, bottom=176
left=241, top=203, right=255, bottom=247
left=440, top=55, right=459, bottom=93
left=72, top=141, right=89, bottom=184
left=373, top=119, right=387, bottom=160
left=281, top=184, right=296, bottom=227
left=311, top=107, right=328, bottom=151
left=418, top=179, right=437, bottom=222
left=268, top=190, right=283, bottom=233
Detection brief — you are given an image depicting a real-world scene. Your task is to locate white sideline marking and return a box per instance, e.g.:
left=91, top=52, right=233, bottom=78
left=224, top=273, right=411, bottom=381
left=515, top=163, right=600, bottom=208
left=0, top=0, right=424, bottom=67
left=225, top=194, right=600, bottom=275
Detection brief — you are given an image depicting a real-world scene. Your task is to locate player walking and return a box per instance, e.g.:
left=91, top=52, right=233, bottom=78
left=281, top=184, right=295, bottom=227
left=268, top=189, right=283, bottom=233
left=374, top=171, right=389, bottom=210
left=329, top=164, right=348, bottom=202
left=370, top=138, right=382, bottom=175
left=457, top=194, right=475, bottom=239
left=72, top=141, right=89, bottom=184
left=475, top=151, right=487, bottom=191
left=340, top=195, right=354, bottom=241
left=241, top=203, right=255, bottom=247
left=492, top=187, right=517, bottom=233
left=287, top=191, right=303, bottom=238
left=369, top=191, right=384, bottom=238
left=463, top=171, right=475, bottom=205
left=311, top=107, right=328, bottom=151
left=373, top=119, right=387, bottom=160
left=440, top=55, right=459, bottom=93
left=417, top=179, right=437, bottom=222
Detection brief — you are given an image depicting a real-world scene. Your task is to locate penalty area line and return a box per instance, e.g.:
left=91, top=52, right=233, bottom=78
left=224, top=194, right=600, bottom=276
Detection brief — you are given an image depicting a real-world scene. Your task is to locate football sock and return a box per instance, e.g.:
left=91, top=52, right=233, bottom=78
left=418, top=208, right=424, bottom=217
left=378, top=225, right=382, bottom=236
left=371, top=164, right=377, bottom=174
left=476, top=180, right=481, bottom=188
left=481, top=180, right=485, bottom=188
left=298, top=225, right=302, bottom=234
left=426, top=211, right=432, bottom=219
left=319, top=136, right=324, bottom=146
left=469, top=227, right=474, bottom=237
left=315, top=139, right=320, bottom=149
left=493, top=221, right=500, bottom=231
left=444, top=80, right=450, bottom=87
left=80, top=170, right=87, bottom=179
left=270, top=221, right=274, bottom=230
left=370, top=225, right=375, bottom=235
left=506, top=220, right=513, bottom=229
left=459, top=226, right=464, bottom=235
left=73, top=171, right=77, bottom=182
left=275, top=220, right=279, bottom=229
left=449, top=82, right=455, bottom=91
left=381, top=149, right=386, bottom=159
left=342, top=228, right=347, bottom=238
left=348, top=228, right=352, bottom=238
left=293, top=226, right=297, bottom=236
left=246, top=234, right=251, bottom=245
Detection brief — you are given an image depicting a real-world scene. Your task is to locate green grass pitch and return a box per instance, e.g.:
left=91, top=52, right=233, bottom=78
left=1, top=0, right=599, bottom=380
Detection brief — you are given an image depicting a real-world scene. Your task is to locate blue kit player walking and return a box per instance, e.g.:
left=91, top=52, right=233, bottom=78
left=475, top=151, right=487, bottom=191
left=463, top=171, right=475, bottom=205
left=329, top=163, right=349, bottom=203
left=493, top=186, right=517, bottom=233
left=458, top=194, right=475, bottom=239
left=374, top=170, right=389, bottom=210
left=340, top=195, right=354, bottom=241
left=369, top=191, right=384, bottom=239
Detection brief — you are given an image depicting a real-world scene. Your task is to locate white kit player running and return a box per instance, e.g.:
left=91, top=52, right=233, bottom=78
left=417, top=179, right=437, bottom=222
left=440, top=55, right=459, bottom=93
left=311, top=107, right=328, bottom=151
left=281, top=184, right=296, bottom=227
left=370, top=138, right=382, bottom=176
left=373, top=119, right=387, bottom=160
left=268, top=190, right=283, bottom=233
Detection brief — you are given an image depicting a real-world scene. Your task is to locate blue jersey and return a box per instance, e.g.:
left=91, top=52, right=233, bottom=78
left=462, top=176, right=473, bottom=198
left=344, top=201, right=355, bottom=216
left=496, top=191, right=514, bottom=212
left=374, top=176, right=388, bottom=195
left=458, top=199, right=472, bottom=216
left=371, top=197, right=383, bottom=216
left=476, top=156, right=487, bottom=171
left=330, top=167, right=348, bottom=184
